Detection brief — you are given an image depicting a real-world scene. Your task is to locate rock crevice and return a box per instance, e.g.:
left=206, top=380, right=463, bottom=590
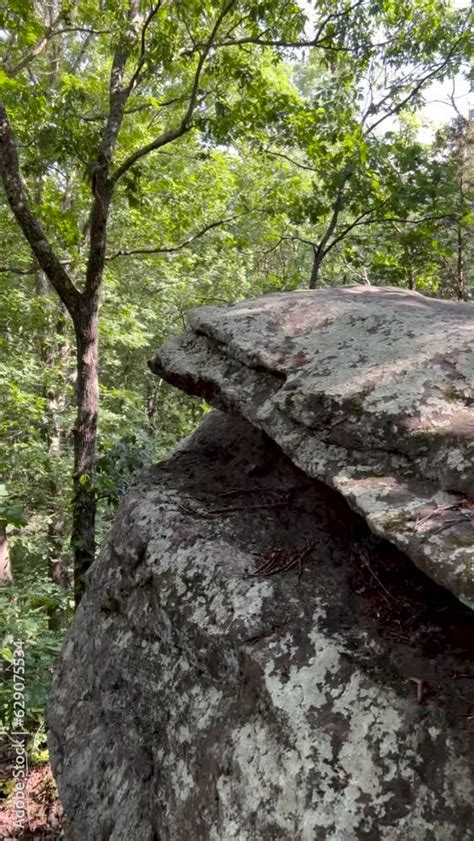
left=151, top=286, right=474, bottom=606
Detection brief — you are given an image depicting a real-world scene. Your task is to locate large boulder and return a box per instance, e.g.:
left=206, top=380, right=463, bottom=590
left=150, top=286, right=474, bottom=607
left=48, top=413, right=474, bottom=840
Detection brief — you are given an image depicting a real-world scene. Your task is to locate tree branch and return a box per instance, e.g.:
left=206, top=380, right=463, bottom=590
left=6, top=26, right=109, bottom=78
left=84, top=0, right=143, bottom=297
left=3, top=11, right=63, bottom=76
left=0, top=264, right=36, bottom=275
left=111, top=125, right=193, bottom=183
left=366, top=28, right=468, bottom=135
left=127, top=2, right=163, bottom=92
left=0, top=102, right=80, bottom=315
left=263, top=148, right=319, bottom=173
left=106, top=212, right=242, bottom=260
left=320, top=208, right=378, bottom=256
left=314, top=166, right=354, bottom=260
left=195, top=0, right=367, bottom=54
left=321, top=211, right=457, bottom=260
left=80, top=103, right=153, bottom=122
left=281, top=233, right=317, bottom=248
left=111, top=0, right=237, bottom=183
left=359, top=213, right=457, bottom=226
left=205, top=35, right=351, bottom=52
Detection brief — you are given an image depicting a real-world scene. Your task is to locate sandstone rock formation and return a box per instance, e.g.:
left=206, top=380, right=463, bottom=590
left=48, top=412, right=474, bottom=840
left=150, top=286, right=474, bottom=608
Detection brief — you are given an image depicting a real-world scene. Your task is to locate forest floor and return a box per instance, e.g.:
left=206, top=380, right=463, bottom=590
left=0, top=753, right=63, bottom=840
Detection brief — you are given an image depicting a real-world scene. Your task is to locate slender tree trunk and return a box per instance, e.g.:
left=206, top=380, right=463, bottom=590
left=46, top=305, right=71, bottom=625
left=72, top=302, right=100, bottom=604
left=309, top=166, right=353, bottom=289
left=309, top=248, right=324, bottom=289
left=35, top=267, right=71, bottom=621
left=0, top=524, right=12, bottom=584
left=456, top=222, right=465, bottom=301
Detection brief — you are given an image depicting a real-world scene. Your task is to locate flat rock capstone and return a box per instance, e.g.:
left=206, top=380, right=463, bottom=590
left=48, top=413, right=474, bottom=840
left=150, top=286, right=474, bottom=607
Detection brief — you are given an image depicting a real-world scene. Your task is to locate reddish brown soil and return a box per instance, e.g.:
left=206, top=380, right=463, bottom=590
left=0, top=757, right=63, bottom=840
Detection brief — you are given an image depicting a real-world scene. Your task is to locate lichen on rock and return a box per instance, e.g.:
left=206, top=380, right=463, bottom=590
left=48, top=412, right=474, bottom=840
left=151, top=286, right=474, bottom=607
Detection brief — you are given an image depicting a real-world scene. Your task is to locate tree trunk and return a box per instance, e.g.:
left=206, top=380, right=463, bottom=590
left=72, top=304, right=99, bottom=604
left=457, top=223, right=465, bottom=301
left=0, top=524, right=12, bottom=584
left=309, top=248, right=324, bottom=289
left=309, top=166, right=353, bottom=290
left=47, top=306, right=71, bottom=625
left=36, top=274, right=72, bottom=622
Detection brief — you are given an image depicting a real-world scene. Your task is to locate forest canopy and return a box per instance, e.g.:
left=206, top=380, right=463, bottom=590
left=0, top=0, right=473, bottom=742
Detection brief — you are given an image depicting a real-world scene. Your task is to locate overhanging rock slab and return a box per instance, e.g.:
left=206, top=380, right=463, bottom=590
left=151, top=286, right=474, bottom=606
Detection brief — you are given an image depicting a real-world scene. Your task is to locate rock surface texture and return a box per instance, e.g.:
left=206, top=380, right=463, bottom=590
left=48, top=413, right=474, bottom=840
left=151, top=286, right=474, bottom=607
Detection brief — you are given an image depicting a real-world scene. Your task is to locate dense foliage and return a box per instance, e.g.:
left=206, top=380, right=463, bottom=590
left=0, top=0, right=472, bottom=750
